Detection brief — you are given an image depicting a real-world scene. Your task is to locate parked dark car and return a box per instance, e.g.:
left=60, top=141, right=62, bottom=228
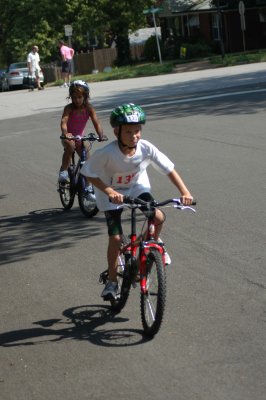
left=0, top=69, right=9, bottom=91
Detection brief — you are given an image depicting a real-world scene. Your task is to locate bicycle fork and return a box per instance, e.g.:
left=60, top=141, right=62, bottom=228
left=138, top=217, right=166, bottom=294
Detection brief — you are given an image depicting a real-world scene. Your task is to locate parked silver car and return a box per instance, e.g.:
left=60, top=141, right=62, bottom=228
left=6, top=62, right=44, bottom=89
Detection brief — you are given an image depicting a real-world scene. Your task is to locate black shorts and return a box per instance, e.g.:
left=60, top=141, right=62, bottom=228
left=62, top=60, right=72, bottom=73
left=104, top=192, right=154, bottom=236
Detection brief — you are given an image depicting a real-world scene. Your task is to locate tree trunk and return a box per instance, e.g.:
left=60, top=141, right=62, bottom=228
left=115, top=33, right=131, bottom=66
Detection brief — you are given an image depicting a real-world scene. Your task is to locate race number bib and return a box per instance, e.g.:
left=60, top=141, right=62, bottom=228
left=126, top=113, right=140, bottom=123
left=112, top=170, right=138, bottom=188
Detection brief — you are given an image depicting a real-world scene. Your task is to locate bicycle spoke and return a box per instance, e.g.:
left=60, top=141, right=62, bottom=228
left=58, top=181, right=75, bottom=210
left=145, top=295, right=156, bottom=322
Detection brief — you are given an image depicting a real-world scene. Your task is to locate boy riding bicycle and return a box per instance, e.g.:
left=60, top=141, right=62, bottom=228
left=81, top=103, right=193, bottom=299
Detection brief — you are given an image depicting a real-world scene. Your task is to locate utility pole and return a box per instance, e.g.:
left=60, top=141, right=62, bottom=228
left=143, top=7, right=163, bottom=64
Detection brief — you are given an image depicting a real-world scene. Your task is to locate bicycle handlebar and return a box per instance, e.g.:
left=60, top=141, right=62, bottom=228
left=60, top=133, right=108, bottom=142
left=122, top=195, right=196, bottom=211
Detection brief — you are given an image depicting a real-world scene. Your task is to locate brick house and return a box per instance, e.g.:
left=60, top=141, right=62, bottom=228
left=158, top=0, right=266, bottom=53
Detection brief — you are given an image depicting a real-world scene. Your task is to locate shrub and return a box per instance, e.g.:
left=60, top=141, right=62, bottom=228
left=144, top=35, right=164, bottom=61
left=180, top=42, right=212, bottom=59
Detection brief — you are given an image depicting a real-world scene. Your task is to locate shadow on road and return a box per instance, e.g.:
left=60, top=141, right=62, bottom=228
left=87, top=71, right=266, bottom=120
left=0, top=208, right=106, bottom=266
left=0, top=304, right=151, bottom=347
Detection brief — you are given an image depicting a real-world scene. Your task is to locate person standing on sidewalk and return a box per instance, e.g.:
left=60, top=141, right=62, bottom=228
left=27, top=45, right=43, bottom=91
left=59, top=40, right=74, bottom=88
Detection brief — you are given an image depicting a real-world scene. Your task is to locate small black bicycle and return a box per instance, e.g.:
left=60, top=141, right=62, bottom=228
left=58, top=133, right=107, bottom=218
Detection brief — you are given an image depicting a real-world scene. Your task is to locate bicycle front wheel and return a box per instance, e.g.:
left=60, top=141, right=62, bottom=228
left=78, top=176, right=98, bottom=218
left=140, top=248, right=166, bottom=337
left=58, top=169, right=75, bottom=210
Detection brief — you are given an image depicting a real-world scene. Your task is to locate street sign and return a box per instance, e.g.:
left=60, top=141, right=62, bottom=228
left=238, top=1, right=245, bottom=16
left=143, top=7, right=163, bottom=15
left=238, top=1, right=246, bottom=50
left=64, top=25, right=73, bottom=37
left=238, top=0, right=246, bottom=31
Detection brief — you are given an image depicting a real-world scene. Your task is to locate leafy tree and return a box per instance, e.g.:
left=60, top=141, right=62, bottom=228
left=0, top=0, right=70, bottom=64
left=0, top=0, right=154, bottom=66
left=92, top=0, right=154, bottom=66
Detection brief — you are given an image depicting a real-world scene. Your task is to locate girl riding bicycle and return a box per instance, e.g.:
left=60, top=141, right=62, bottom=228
left=58, top=80, right=104, bottom=184
left=81, top=103, right=193, bottom=299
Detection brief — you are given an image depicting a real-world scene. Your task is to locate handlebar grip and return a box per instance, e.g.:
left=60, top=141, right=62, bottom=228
left=122, top=195, right=133, bottom=204
left=60, top=135, right=76, bottom=140
left=99, top=135, right=108, bottom=142
left=123, top=196, right=149, bottom=206
left=178, top=198, right=197, bottom=206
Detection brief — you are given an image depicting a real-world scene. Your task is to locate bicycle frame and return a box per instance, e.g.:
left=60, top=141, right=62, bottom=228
left=120, top=196, right=196, bottom=291
left=120, top=202, right=165, bottom=294
left=58, top=133, right=107, bottom=217
left=69, top=139, right=91, bottom=188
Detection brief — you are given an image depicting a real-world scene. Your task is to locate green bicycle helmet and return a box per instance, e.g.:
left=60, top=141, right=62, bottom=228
left=110, top=103, right=146, bottom=127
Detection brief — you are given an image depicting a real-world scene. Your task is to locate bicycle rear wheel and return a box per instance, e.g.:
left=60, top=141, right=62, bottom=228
left=58, top=167, right=75, bottom=210
left=140, top=248, right=166, bottom=337
left=77, top=176, right=98, bottom=218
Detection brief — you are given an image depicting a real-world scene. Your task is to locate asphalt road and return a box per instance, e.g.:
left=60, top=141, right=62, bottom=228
left=0, top=64, right=266, bottom=400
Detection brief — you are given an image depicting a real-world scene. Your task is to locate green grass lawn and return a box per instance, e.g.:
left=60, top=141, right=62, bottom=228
left=209, top=49, right=266, bottom=66
left=49, top=49, right=266, bottom=87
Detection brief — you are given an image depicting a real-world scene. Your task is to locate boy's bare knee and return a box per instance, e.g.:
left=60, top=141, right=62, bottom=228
left=109, top=235, right=121, bottom=248
left=155, top=209, right=164, bottom=225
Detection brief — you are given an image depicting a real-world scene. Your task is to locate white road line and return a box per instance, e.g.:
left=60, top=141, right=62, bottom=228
left=98, top=87, right=266, bottom=113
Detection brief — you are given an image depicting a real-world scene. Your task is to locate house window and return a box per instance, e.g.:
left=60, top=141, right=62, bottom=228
left=259, top=11, right=266, bottom=23
left=212, top=14, right=220, bottom=40
left=188, top=14, right=199, bottom=28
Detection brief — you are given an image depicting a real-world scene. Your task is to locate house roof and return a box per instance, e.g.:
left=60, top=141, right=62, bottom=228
left=159, top=0, right=266, bottom=16
left=168, top=0, right=213, bottom=13
left=129, top=27, right=161, bottom=45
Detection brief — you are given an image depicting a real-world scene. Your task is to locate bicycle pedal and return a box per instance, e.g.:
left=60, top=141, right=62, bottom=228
left=99, top=270, right=108, bottom=284
left=102, top=293, right=120, bottom=301
left=58, top=182, right=70, bottom=190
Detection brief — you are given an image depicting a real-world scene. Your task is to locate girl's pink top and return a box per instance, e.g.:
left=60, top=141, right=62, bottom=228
left=67, top=108, right=90, bottom=137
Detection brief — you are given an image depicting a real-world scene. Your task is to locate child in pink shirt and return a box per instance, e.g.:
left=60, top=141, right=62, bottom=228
left=58, top=80, right=104, bottom=183
left=59, top=40, right=75, bottom=87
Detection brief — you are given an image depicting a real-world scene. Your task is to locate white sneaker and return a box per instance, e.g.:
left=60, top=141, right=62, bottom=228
left=164, top=250, right=172, bottom=265
left=58, top=170, right=69, bottom=183
left=84, top=185, right=96, bottom=201
left=101, top=281, right=118, bottom=299
left=60, top=83, right=68, bottom=88
left=158, top=237, right=171, bottom=265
